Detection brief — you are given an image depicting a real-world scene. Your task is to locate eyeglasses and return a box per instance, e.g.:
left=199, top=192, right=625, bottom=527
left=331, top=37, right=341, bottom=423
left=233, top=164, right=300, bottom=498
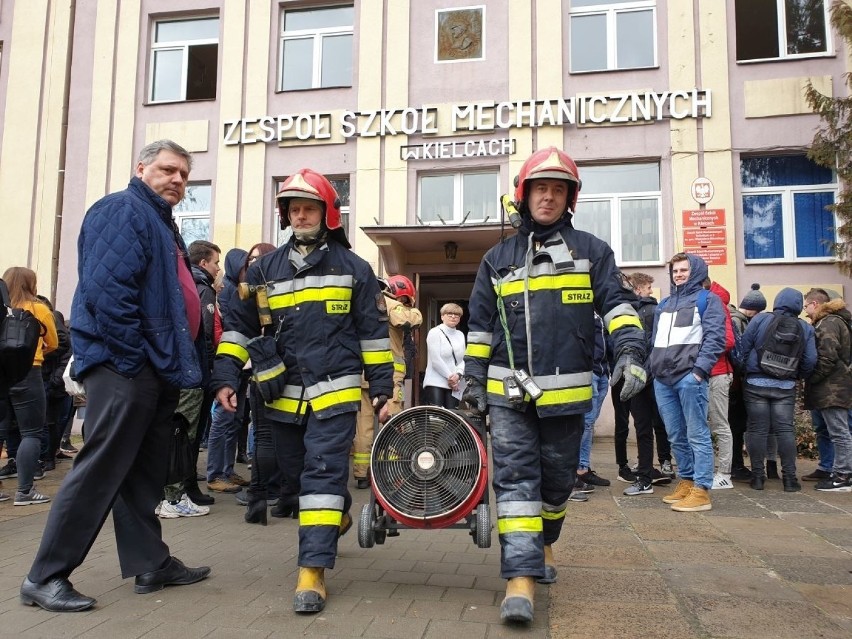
left=444, top=312, right=461, bottom=317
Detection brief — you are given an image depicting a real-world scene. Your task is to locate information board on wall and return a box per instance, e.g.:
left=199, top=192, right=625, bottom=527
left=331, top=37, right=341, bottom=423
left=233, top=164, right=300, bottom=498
left=682, top=208, right=727, bottom=266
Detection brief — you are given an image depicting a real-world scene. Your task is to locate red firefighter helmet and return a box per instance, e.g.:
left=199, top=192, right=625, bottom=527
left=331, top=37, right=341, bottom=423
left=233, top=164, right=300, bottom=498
left=513, top=147, right=582, bottom=213
left=276, top=169, right=350, bottom=247
left=387, top=275, right=416, bottom=301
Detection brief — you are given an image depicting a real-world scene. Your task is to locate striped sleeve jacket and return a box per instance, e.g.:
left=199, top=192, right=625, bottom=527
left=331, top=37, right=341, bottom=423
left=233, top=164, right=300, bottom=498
left=463, top=225, right=645, bottom=418
left=211, top=239, right=394, bottom=423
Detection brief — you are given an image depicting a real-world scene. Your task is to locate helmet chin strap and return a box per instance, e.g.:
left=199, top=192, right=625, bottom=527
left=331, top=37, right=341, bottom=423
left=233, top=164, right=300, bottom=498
left=293, top=222, right=325, bottom=255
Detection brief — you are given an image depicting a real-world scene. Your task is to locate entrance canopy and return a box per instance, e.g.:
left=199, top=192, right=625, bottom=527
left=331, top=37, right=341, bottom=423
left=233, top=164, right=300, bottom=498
left=361, top=223, right=516, bottom=274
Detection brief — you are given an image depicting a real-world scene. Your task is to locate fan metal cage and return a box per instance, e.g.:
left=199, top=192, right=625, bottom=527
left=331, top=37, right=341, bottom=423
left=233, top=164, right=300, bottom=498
left=370, top=406, right=487, bottom=529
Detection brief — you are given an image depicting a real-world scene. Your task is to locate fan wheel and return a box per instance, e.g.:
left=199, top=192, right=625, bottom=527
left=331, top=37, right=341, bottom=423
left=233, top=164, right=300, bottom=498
left=370, top=406, right=487, bottom=529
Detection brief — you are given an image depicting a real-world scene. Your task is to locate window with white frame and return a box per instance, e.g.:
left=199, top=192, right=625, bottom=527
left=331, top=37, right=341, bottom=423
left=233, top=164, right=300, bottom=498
left=150, top=17, right=219, bottom=103
left=573, top=163, right=661, bottom=265
left=279, top=5, right=354, bottom=91
left=174, top=183, right=212, bottom=245
left=418, top=171, right=499, bottom=225
left=735, top=0, right=829, bottom=62
left=741, top=155, right=836, bottom=261
left=569, top=0, right=656, bottom=73
left=274, top=176, right=350, bottom=246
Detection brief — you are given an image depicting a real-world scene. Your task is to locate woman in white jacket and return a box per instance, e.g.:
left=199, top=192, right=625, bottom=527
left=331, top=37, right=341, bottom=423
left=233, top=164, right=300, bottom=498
left=422, top=303, right=466, bottom=408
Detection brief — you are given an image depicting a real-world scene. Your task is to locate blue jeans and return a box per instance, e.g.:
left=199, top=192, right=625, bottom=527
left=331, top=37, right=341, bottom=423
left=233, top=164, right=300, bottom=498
left=654, top=374, right=713, bottom=490
left=810, top=409, right=852, bottom=472
left=579, top=373, right=609, bottom=470
left=206, top=395, right=245, bottom=482
left=819, top=407, right=852, bottom=475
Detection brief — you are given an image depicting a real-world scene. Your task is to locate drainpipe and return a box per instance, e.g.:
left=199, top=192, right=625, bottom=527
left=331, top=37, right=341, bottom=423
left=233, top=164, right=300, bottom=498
left=50, top=0, right=76, bottom=307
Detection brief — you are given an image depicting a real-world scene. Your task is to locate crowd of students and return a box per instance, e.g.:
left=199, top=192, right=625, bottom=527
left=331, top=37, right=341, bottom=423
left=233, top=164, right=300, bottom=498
left=579, top=260, right=852, bottom=511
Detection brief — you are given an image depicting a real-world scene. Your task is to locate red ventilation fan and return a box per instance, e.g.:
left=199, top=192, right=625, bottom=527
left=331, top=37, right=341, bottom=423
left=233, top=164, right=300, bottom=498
left=358, top=406, right=491, bottom=549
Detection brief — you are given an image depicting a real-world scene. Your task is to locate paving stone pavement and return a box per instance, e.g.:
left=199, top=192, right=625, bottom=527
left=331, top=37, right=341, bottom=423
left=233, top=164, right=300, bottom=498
left=0, top=444, right=849, bottom=638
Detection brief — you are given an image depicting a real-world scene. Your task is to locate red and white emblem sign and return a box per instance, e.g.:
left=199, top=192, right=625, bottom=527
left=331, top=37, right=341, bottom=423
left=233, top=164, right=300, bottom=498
left=691, top=177, right=714, bottom=205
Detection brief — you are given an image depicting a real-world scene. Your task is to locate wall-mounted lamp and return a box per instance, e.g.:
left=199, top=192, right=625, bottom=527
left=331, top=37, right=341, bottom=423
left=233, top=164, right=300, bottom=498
left=444, top=241, right=458, bottom=262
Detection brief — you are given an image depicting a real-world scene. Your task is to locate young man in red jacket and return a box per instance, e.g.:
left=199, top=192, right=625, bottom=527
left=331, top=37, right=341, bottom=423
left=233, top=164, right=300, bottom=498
left=704, top=279, right=736, bottom=490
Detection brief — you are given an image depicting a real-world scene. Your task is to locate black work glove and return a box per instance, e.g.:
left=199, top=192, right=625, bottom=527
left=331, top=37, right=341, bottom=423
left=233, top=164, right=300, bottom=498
left=372, top=394, right=388, bottom=412
left=461, top=377, right=488, bottom=415
left=611, top=351, right=648, bottom=402
left=246, top=336, right=287, bottom=404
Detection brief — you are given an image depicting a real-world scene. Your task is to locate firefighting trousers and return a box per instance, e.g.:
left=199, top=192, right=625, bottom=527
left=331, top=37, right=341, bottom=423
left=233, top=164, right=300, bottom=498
left=268, top=409, right=355, bottom=569
left=489, top=404, right=582, bottom=579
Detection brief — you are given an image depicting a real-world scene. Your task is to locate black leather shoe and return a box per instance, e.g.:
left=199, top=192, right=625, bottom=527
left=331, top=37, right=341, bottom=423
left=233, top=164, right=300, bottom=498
left=783, top=477, right=801, bottom=492
left=730, top=466, right=753, bottom=482
left=134, top=557, right=211, bottom=594
left=356, top=478, right=370, bottom=490
left=20, top=577, right=96, bottom=612
left=271, top=495, right=299, bottom=519
left=186, top=480, right=215, bottom=506
left=750, top=475, right=765, bottom=490
left=245, top=499, right=268, bottom=526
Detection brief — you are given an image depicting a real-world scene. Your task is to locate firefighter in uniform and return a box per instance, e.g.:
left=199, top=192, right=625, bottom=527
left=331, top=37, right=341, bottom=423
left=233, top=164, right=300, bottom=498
left=353, top=275, right=423, bottom=488
left=212, top=169, right=394, bottom=614
left=462, top=147, right=649, bottom=624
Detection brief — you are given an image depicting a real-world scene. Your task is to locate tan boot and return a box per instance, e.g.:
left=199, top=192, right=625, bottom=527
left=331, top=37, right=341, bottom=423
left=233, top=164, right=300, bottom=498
left=671, top=486, right=712, bottom=512
left=500, top=576, right=535, bottom=623
left=662, top=479, right=694, bottom=504
left=293, top=567, right=326, bottom=613
left=339, top=512, right=353, bottom=538
left=537, top=545, right=557, bottom=584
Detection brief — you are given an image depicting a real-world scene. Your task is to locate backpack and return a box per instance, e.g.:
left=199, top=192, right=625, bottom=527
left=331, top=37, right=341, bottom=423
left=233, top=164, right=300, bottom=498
left=729, top=315, right=746, bottom=373
left=756, top=312, right=805, bottom=379
left=0, top=279, right=42, bottom=388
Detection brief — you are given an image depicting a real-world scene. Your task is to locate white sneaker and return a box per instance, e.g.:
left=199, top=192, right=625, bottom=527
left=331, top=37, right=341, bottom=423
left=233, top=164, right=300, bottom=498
left=181, top=494, right=210, bottom=516
left=157, top=499, right=180, bottom=518
left=158, top=497, right=209, bottom=518
left=711, top=473, right=733, bottom=490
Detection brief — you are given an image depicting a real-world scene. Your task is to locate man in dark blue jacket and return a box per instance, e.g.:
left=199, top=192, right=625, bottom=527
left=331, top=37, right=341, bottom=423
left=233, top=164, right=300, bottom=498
left=741, top=287, right=816, bottom=491
left=21, top=140, right=211, bottom=612
left=648, top=253, right=726, bottom=512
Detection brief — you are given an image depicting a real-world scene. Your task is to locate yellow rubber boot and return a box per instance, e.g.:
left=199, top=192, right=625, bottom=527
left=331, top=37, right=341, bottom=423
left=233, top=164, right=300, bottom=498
left=662, top=479, right=694, bottom=504
left=500, top=576, right=535, bottom=623
left=537, top=545, right=557, bottom=584
left=293, top=567, right=326, bottom=613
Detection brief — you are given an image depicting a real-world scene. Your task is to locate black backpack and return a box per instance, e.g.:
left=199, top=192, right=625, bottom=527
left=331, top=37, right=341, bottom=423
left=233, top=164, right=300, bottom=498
left=757, top=312, right=805, bottom=379
left=0, top=279, right=43, bottom=388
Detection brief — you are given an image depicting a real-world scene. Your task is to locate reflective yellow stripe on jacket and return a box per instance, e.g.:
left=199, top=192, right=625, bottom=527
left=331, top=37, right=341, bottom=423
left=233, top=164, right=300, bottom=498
left=216, top=331, right=250, bottom=364
left=465, top=331, right=492, bottom=359
left=486, top=366, right=593, bottom=407
left=266, top=274, right=354, bottom=311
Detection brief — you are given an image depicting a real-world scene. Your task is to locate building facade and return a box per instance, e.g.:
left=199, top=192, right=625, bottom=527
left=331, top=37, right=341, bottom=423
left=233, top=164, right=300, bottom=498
left=1, top=0, right=851, bottom=398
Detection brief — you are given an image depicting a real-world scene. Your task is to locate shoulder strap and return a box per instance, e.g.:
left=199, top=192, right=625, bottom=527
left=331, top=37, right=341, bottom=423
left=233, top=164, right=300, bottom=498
left=0, top=278, right=11, bottom=309
left=659, top=289, right=709, bottom=317
left=697, top=289, right=709, bottom=318
left=439, top=328, right=458, bottom=365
